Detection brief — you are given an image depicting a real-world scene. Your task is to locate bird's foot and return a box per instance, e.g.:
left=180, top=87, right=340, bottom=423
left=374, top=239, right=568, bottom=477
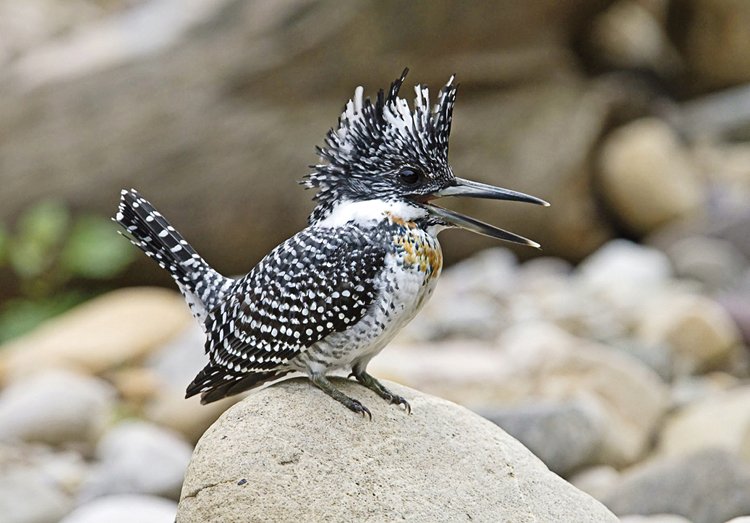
left=350, top=371, right=411, bottom=414
left=343, top=397, right=372, bottom=420
left=310, top=374, right=372, bottom=420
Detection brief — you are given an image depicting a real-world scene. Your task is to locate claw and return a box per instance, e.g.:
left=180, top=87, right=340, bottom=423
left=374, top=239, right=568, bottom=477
left=309, top=373, right=372, bottom=419
left=351, top=370, right=412, bottom=415
left=346, top=398, right=373, bottom=420
left=394, top=396, right=412, bottom=414
left=384, top=392, right=411, bottom=414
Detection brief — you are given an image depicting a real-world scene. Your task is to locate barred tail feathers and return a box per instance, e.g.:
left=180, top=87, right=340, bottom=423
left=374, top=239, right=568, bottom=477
left=114, top=189, right=233, bottom=322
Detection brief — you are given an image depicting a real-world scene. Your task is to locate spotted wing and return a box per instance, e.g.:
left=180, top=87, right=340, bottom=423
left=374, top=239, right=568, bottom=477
left=185, top=225, right=386, bottom=403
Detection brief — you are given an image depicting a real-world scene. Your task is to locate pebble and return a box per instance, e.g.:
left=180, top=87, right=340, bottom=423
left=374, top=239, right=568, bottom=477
left=0, top=467, right=74, bottom=523
left=60, top=494, right=177, bottom=523
left=577, top=239, right=673, bottom=301
left=597, top=118, right=703, bottom=235
left=480, top=399, right=604, bottom=476
left=658, top=385, right=750, bottom=459
left=569, top=465, right=621, bottom=500
left=373, top=322, right=669, bottom=468
left=0, top=443, right=90, bottom=497
left=602, top=449, right=750, bottom=523
left=399, top=247, right=517, bottom=342
left=0, top=288, right=192, bottom=382
left=142, top=323, right=237, bottom=442
left=143, top=391, right=237, bottom=444
left=588, top=0, right=679, bottom=74
left=716, top=291, right=750, bottom=345
left=0, top=370, right=115, bottom=452
left=666, top=236, right=748, bottom=291
left=637, top=294, right=741, bottom=375
left=78, top=420, right=193, bottom=501
left=437, top=247, right=519, bottom=297
left=499, top=323, right=669, bottom=467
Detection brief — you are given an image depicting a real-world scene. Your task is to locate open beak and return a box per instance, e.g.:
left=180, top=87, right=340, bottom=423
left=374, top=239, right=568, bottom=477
left=423, top=177, right=549, bottom=248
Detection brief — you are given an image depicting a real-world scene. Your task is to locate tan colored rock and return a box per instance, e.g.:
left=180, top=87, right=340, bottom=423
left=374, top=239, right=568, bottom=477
left=569, top=465, right=621, bottom=501
left=658, top=386, right=750, bottom=460
left=0, top=288, right=192, bottom=383
left=177, top=378, right=617, bottom=522
left=597, top=118, right=704, bottom=235
left=110, top=368, right=163, bottom=406
left=588, top=0, right=680, bottom=74
left=371, top=322, right=669, bottom=467
left=637, top=293, right=741, bottom=375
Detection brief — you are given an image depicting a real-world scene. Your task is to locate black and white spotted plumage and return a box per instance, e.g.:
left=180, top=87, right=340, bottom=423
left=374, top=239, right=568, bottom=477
left=115, top=190, right=234, bottom=325
left=185, top=226, right=386, bottom=401
left=115, top=69, right=545, bottom=413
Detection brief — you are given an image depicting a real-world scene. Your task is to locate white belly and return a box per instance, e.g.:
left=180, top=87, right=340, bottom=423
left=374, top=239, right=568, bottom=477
left=290, top=240, right=442, bottom=375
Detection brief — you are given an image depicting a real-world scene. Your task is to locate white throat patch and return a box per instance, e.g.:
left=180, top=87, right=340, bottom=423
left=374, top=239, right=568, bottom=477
left=316, top=199, right=427, bottom=228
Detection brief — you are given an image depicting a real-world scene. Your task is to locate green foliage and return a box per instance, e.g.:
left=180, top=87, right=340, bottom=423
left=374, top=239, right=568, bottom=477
left=0, top=293, right=87, bottom=343
left=61, top=215, right=134, bottom=279
left=0, top=225, right=8, bottom=265
left=0, top=200, right=135, bottom=343
left=9, top=201, right=70, bottom=281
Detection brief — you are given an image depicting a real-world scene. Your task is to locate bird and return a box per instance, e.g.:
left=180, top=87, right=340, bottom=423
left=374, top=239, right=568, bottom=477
left=114, top=68, right=548, bottom=418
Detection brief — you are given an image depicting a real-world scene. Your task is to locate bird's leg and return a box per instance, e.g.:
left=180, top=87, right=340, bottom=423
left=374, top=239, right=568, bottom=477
left=349, top=369, right=411, bottom=414
left=309, top=373, right=371, bottom=420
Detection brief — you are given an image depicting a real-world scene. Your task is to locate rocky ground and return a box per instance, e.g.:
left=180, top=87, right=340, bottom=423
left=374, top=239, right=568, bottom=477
left=0, top=236, right=749, bottom=522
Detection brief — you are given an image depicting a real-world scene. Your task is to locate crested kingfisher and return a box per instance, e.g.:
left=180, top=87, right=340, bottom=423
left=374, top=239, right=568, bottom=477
left=115, top=69, right=548, bottom=418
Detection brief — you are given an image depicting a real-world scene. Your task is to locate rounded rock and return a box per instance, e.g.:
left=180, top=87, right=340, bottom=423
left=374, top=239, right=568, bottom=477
left=597, top=118, right=704, bottom=236
left=666, top=236, right=748, bottom=291
left=60, top=494, right=177, bottom=523
left=0, top=468, right=73, bottom=523
left=372, top=322, right=670, bottom=468
left=0, top=369, right=115, bottom=450
left=79, top=420, right=193, bottom=501
left=480, top=399, right=605, bottom=476
left=619, top=515, right=693, bottom=523
left=602, top=449, right=750, bottom=523
left=637, top=294, right=741, bottom=375
left=658, top=385, right=750, bottom=459
left=177, top=378, right=617, bottom=522
left=0, top=288, right=192, bottom=382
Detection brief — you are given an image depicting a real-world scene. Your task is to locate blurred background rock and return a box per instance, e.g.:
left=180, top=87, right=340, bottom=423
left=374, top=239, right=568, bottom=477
left=1, top=1, right=750, bottom=522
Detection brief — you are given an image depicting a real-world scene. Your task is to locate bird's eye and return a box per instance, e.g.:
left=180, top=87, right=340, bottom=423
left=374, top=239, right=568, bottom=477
left=398, top=167, right=422, bottom=185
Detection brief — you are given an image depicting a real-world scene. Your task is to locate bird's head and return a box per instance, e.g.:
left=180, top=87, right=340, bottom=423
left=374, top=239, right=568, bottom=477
left=304, top=69, right=548, bottom=247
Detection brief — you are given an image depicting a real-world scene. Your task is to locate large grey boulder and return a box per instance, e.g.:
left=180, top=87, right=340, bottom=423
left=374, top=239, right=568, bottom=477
left=177, top=378, right=617, bottom=522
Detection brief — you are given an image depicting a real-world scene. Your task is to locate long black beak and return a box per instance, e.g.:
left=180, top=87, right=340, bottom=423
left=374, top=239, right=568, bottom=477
left=423, top=177, right=549, bottom=248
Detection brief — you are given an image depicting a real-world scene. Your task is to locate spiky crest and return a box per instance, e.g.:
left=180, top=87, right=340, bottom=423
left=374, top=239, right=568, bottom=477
left=304, top=69, right=459, bottom=223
